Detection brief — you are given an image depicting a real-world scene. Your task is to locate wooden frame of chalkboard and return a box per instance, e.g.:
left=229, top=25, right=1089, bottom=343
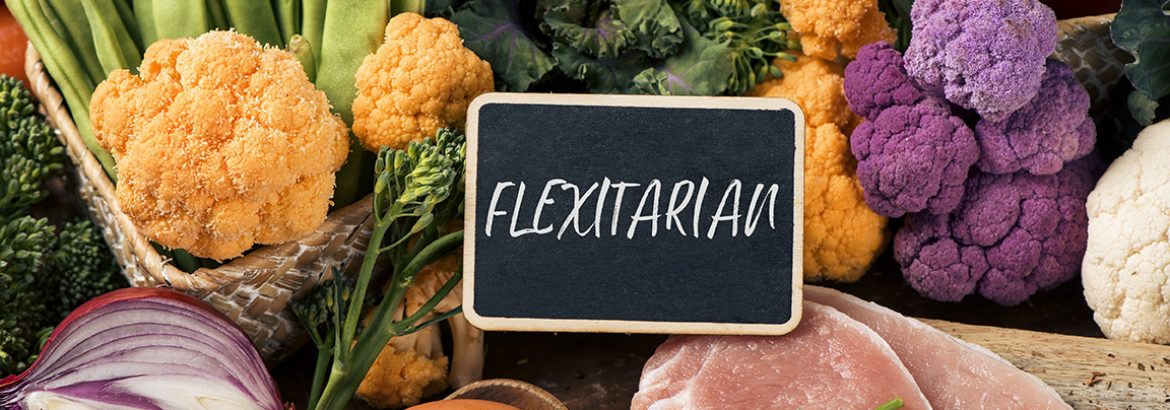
left=463, top=93, right=805, bottom=335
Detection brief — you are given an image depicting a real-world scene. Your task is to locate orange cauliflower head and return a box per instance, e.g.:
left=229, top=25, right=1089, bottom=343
left=751, top=55, right=888, bottom=282
left=352, top=13, right=494, bottom=151
left=780, top=0, right=896, bottom=60
left=91, top=31, right=350, bottom=261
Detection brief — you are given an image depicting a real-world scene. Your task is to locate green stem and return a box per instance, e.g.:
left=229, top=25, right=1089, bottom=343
left=340, top=220, right=390, bottom=353
left=399, top=267, right=462, bottom=328
left=315, top=230, right=463, bottom=410
left=400, top=307, right=462, bottom=335
left=307, top=341, right=332, bottom=410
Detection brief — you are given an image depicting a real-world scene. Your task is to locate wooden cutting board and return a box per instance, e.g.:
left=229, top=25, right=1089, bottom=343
left=925, top=319, right=1170, bottom=409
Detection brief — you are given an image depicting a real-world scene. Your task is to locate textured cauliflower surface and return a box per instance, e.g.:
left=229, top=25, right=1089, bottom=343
left=1084, top=122, right=1170, bottom=343
left=904, top=0, right=1057, bottom=122
left=90, top=31, right=349, bottom=260
left=356, top=342, right=449, bottom=408
left=779, top=0, right=896, bottom=60
left=897, top=156, right=1098, bottom=305
left=851, top=97, right=979, bottom=217
left=751, top=55, right=887, bottom=282
left=844, top=42, right=925, bottom=121
left=352, top=13, right=494, bottom=151
left=975, top=59, right=1095, bottom=175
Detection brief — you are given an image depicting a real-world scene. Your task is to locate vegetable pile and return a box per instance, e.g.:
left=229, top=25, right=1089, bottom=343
left=0, top=74, right=123, bottom=376
left=747, top=0, right=895, bottom=283
left=845, top=0, right=1101, bottom=305
left=0, top=288, right=282, bottom=409
left=450, top=0, right=798, bottom=95
left=291, top=129, right=470, bottom=410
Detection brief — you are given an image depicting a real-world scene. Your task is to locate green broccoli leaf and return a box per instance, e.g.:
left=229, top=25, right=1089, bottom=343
left=552, top=42, right=651, bottom=93
left=540, top=0, right=635, bottom=58
left=632, top=20, right=731, bottom=95
left=452, top=0, right=558, bottom=91
left=1113, top=0, right=1170, bottom=102
left=614, top=0, right=683, bottom=58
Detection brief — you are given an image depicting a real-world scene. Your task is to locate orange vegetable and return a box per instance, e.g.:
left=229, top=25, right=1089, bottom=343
left=407, top=399, right=520, bottom=410
left=0, top=5, right=29, bottom=83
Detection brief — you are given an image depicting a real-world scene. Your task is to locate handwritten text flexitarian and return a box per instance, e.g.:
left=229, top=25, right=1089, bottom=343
left=483, top=178, right=781, bottom=239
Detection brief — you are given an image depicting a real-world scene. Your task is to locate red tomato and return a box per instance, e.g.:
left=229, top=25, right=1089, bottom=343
left=0, top=4, right=29, bottom=83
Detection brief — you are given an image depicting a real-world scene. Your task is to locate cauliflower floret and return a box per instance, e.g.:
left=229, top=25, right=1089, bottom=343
left=1084, top=122, right=1170, bottom=343
left=844, top=42, right=925, bottom=121
left=352, top=13, right=494, bottom=151
left=750, top=55, right=887, bottom=282
left=904, top=0, right=1057, bottom=122
left=780, top=0, right=895, bottom=60
left=356, top=339, right=450, bottom=408
left=897, top=155, right=1099, bottom=305
left=851, top=97, right=979, bottom=218
left=974, top=59, right=1096, bottom=175
left=90, top=31, right=349, bottom=260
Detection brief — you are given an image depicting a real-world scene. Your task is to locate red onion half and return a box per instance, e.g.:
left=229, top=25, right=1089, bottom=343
left=0, top=288, right=283, bottom=410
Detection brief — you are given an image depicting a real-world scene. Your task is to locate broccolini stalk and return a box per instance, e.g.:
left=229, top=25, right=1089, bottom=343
left=294, top=129, right=466, bottom=410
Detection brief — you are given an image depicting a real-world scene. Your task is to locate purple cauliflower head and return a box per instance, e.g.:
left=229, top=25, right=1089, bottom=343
left=974, top=59, right=1096, bottom=175
left=844, top=42, right=926, bottom=121
left=894, top=155, right=1101, bottom=305
left=851, top=97, right=980, bottom=217
left=904, top=0, right=1057, bottom=122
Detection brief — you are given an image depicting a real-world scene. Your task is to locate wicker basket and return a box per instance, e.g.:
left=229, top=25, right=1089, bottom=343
left=23, top=13, right=1128, bottom=361
left=24, top=45, right=375, bottom=360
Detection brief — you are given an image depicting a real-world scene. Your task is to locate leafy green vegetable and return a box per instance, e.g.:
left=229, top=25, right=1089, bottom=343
left=632, top=20, right=731, bottom=95
left=541, top=0, right=635, bottom=58
left=1113, top=0, right=1170, bottom=102
left=615, top=0, right=683, bottom=58
left=553, top=42, right=652, bottom=92
left=452, top=0, right=558, bottom=91
left=293, top=129, right=467, bottom=410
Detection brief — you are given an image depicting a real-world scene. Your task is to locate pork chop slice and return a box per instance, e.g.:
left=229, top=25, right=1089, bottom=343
left=804, top=286, right=1070, bottom=410
left=631, top=301, right=931, bottom=410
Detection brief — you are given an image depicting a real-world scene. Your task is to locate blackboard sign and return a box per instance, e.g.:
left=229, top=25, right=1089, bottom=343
left=463, top=93, right=804, bottom=335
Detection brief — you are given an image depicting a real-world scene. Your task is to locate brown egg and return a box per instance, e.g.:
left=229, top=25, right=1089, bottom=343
left=406, top=399, right=521, bottom=410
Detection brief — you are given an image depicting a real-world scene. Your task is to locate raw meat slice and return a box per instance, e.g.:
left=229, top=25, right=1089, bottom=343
left=804, top=286, right=1070, bottom=410
left=631, top=301, right=932, bottom=410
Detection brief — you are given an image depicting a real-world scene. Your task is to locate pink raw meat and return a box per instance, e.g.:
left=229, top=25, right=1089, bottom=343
left=631, top=301, right=931, bottom=410
left=804, top=286, right=1070, bottom=409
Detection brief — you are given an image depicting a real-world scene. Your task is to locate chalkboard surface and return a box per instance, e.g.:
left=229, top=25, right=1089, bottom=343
left=464, top=93, right=804, bottom=335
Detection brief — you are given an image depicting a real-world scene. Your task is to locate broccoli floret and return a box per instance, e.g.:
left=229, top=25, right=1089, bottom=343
left=0, top=216, right=55, bottom=375
left=0, top=75, right=62, bottom=218
left=48, top=220, right=123, bottom=319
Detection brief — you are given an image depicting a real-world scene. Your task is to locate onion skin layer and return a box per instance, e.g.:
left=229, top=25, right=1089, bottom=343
left=0, top=287, right=284, bottom=410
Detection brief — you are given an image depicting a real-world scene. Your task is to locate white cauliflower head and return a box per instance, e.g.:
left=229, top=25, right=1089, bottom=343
left=1084, top=120, right=1170, bottom=343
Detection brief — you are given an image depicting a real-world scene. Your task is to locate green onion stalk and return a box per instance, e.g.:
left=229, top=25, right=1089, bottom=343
left=293, top=129, right=467, bottom=410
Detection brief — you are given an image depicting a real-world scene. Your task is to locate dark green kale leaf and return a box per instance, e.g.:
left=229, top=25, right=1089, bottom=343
left=452, top=0, right=558, bottom=91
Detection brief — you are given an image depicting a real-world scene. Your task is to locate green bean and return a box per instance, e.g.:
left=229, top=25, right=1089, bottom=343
left=317, top=0, right=387, bottom=207
left=81, top=0, right=142, bottom=75
left=301, top=0, right=326, bottom=68
left=8, top=0, right=117, bottom=180
left=274, top=0, right=300, bottom=44
left=288, top=35, right=316, bottom=82
left=111, top=0, right=140, bottom=51
left=223, top=0, right=283, bottom=47
left=154, top=0, right=211, bottom=40
left=134, top=0, right=159, bottom=47
left=392, top=0, right=426, bottom=15
left=207, top=0, right=229, bottom=30
left=41, top=0, right=103, bottom=85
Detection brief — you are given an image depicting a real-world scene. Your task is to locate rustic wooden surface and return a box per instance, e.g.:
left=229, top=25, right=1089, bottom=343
left=924, top=319, right=1170, bottom=409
